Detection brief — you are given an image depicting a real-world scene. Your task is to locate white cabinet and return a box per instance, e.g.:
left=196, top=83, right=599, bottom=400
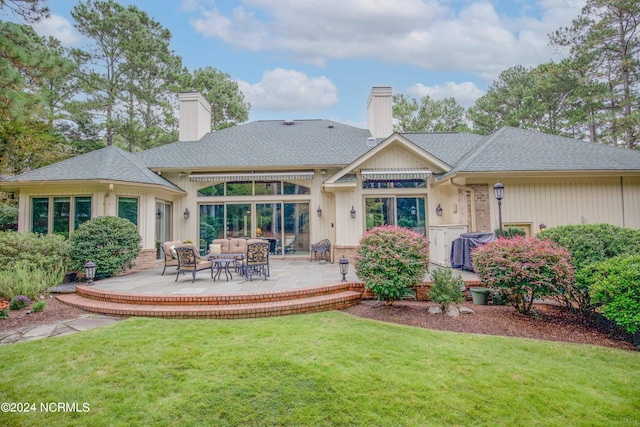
left=429, top=225, right=468, bottom=266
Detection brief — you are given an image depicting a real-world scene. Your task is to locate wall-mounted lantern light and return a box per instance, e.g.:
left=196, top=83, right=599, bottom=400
left=539, top=223, right=547, bottom=232
left=350, top=206, right=356, bottom=218
left=339, top=256, right=349, bottom=282
left=410, top=205, right=417, bottom=216
left=435, top=204, right=443, bottom=217
left=183, top=208, right=190, bottom=219
left=317, top=206, right=322, bottom=217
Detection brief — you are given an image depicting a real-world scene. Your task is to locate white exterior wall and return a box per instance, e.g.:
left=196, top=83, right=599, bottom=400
left=367, top=87, right=393, bottom=139
left=178, top=92, right=212, bottom=142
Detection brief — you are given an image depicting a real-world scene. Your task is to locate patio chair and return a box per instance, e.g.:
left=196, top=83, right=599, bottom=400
left=310, top=239, right=331, bottom=262
left=161, top=240, right=182, bottom=275
left=244, top=241, right=270, bottom=281
left=175, top=246, right=212, bottom=283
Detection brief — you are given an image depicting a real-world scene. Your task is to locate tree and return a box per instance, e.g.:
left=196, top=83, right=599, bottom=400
left=0, top=0, right=49, bottom=23
left=392, top=93, right=470, bottom=133
left=550, top=0, right=640, bottom=149
left=0, top=21, right=67, bottom=119
left=184, top=67, right=250, bottom=130
left=71, top=0, right=184, bottom=150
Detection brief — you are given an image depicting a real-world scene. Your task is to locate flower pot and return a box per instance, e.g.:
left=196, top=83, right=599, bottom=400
left=470, top=287, right=490, bottom=305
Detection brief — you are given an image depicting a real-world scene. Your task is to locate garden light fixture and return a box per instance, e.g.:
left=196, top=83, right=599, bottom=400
left=84, top=261, right=97, bottom=285
left=339, top=256, right=349, bottom=282
left=493, top=182, right=504, bottom=237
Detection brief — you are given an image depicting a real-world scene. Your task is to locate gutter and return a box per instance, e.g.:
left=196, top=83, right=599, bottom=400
left=448, top=178, right=476, bottom=231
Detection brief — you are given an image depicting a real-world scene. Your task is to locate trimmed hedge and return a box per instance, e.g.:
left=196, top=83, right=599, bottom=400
left=68, top=216, right=141, bottom=279
left=472, top=236, right=574, bottom=315
left=538, top=224, right=640, bottom=313
left=0, top=231, right=69, bottom=271
left=354, top=226, right=429, bottom=305
left=584, top=255, right=640, bottom=334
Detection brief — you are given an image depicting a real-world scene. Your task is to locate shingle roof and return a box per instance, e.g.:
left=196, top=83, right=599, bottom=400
left=400, top=132, right=484, bottom=167
left=5, top=146, right=183, bottom=191
left=450, top=127, right=640, bottom=174
left=137, top=119, right=373, bottom=169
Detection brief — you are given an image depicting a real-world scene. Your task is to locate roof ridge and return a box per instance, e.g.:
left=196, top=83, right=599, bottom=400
left=450, top=127, right=506, bottom=172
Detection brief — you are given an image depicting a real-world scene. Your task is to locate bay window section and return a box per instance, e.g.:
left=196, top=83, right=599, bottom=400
left=52, top=197, right=71, bottom=236
left=118, top=197, right=138, bottom=226
left=32, top=198, right=49, bottom=234
left=74, top=197, right=92, bottom=230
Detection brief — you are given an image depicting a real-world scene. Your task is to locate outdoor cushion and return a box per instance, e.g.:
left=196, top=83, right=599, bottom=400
left=209, top=243, right=222, bottom=254
left=170, top=245, right=178, bottom=258
left=229, top=238, right=247, bottom=254
left=211, top=239, right=230, bottom=254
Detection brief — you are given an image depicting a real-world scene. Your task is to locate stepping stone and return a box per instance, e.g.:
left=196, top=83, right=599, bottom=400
left=1, top=333, right=21, bottom=344
left=64, top=315, right=120, bottom=331
left=50, top=324, right=77, bottom=337
left=22, top=324, right=57, bottom=339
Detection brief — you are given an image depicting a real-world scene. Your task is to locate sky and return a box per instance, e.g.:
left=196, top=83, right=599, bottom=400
left=27, top=0, right=586, bottom=128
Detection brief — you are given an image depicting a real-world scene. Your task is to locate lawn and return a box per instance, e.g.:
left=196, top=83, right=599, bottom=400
left=1, top=311, right=639, bottom=426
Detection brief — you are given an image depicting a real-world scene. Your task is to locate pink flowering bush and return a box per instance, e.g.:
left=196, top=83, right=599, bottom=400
left=354, top=226, right=429, bottom=305
left=472, top=237, right=574, bottom=315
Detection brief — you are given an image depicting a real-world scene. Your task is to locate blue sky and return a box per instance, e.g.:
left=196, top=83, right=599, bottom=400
left=29, top=0, right=585, bottom=128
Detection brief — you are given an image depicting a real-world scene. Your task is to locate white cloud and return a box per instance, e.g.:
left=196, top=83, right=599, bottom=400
left=407, top=82, right=485, bottom=107
left=237, top=68, right=338, bottom=112
left=31, top=14, right=81, bottom=46
left=188, top=0, right=585, bottom=81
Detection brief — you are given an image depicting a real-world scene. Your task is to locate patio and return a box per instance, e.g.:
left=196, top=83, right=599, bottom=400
left=87, top=259, right=479, bottom=295
left=55, top=260, right=479, bottom=319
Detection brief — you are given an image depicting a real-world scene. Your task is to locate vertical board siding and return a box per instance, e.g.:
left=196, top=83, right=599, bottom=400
left=503, top=180, right=625, bottom=227
left=623, top=179, right=640, bottom=228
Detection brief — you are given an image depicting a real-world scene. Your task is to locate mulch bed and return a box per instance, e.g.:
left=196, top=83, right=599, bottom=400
left=344, top=300, right=639, bottom=351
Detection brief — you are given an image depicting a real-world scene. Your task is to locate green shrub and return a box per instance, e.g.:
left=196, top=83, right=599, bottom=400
left=538, top=224, right=640, bottom=313
left=0, top=231, right=69, bottom=272
left=583, top=255, right=640, bottom=334
left=472, top=237, right=574, bottom=315
left=0, top=308, right=8, bottom=319
left=496, top=227, right=527, bottom=239
left=428, top=268, right=465, bottom=310
left=31, top=300, right=47, bottom=313
left=9, top=295, right=31, bottom=310
left=68, top=216, right=141, bottom=279
left=0, top=204, right=18, bottom=231
left=538, top=224, right=640, bottom=269
left=354, top=226, right=429, bottom=305
left=0, top=263, right=65, bottom=300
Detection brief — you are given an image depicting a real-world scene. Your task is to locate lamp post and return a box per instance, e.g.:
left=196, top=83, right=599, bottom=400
left=493, top=182, right=504, bottom=237
left=84, top=261, right=97, bottom=285
left=339, top=256, right=349, bottom=282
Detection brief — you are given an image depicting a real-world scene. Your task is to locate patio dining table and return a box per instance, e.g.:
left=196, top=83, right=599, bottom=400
left=207, top=253, right=246, bottom=279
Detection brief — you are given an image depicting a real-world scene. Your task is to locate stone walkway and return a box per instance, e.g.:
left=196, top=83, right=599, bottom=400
left=0, top=314, right=122, bottom=345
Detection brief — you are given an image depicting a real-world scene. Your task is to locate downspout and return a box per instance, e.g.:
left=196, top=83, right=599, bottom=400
left=448, top=178, right=476, bottom=231
left=621, top=176, right=626, bottom=227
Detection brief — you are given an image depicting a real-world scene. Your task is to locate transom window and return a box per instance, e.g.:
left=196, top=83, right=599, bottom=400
left=198, top=181, right=310, bottom=196
left=362, top=179, right=426, bottom=189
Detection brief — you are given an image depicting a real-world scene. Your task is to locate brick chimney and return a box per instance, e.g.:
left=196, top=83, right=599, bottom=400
left=179, top=92, right=211, bottom=141
left=367, top=86, right=393, bottom=139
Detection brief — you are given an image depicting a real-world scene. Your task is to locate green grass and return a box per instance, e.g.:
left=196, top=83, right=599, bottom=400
left=1, top=312, right=639, bottom=426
